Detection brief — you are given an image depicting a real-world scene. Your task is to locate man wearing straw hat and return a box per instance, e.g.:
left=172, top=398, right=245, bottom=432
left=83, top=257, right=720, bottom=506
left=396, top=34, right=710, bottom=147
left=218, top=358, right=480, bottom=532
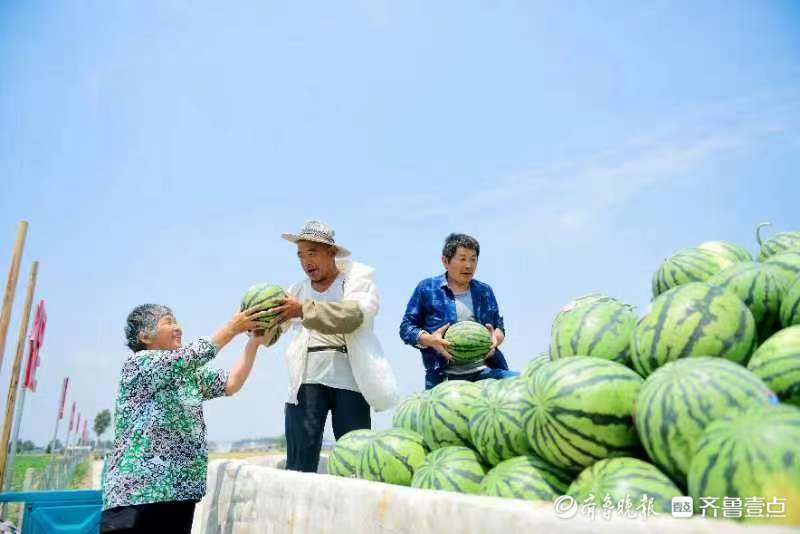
left=271, top=220, right=399, bottom=472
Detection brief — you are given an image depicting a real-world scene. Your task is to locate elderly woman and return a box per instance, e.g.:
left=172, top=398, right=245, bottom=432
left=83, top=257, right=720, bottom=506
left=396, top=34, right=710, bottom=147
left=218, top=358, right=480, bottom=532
left=100, top=303, right=275, bottom=533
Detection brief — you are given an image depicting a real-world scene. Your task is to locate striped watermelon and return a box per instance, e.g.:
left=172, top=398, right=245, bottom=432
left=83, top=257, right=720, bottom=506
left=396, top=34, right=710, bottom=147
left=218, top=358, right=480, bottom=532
left=469, top=378, right=534, bottom=466
left=631, top=282, right=756, bottom=377
left=781, top=277, right=800, bottom=327
left=688, top=405, right=800, bottom=526
left=420, top=380, right=482, bottom=450
left=410, top=446, right=487, bottom=494
left=327, top=429, right=377, bottom=477
left=392, top=392, right=429, bottom=434
left=240, top=283, right=286, bottom=329
left=357, top=428, right=427, bottom=486
left=748, top=326, right=800, bottom=406
left=698, top=240, right=753, bottom=263
left=567, top=457, right=682, bottom=513
left=522, top=352, right=550, bottom=378
left=479, top=455, right=573, bottom=501
left=651, top=248, right=727, bottom=298
left=707, top=262, right=787, bottom=342
left=764, top=251, right=800, bottom=288
left=634, top=357, right=775, bottom=483
left=550, top=294, right=637, bottom=366
left=444, top=321, right=493, bottom=366
left=523, top=357, right=643, bottom=472
left=756, top=222, right=800, bottom=260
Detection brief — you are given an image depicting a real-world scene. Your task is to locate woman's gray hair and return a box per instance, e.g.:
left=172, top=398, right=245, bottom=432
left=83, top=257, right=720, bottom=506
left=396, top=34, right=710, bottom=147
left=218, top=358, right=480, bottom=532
left=125, top=304, right=173, bottom=352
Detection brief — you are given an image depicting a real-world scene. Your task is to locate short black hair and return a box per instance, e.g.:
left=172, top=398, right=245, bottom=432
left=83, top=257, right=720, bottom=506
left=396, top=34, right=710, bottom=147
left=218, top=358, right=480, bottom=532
left=442, top=233, right=480, bottom=261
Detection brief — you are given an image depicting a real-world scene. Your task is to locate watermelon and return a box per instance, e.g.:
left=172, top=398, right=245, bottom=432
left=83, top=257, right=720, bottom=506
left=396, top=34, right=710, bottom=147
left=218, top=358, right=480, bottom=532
left=756, top=222, right=800, bottom=260
left=420, top=380, right=482, bottom=450
left=707, top=262, right=786, bottom=342
left=651, top=248, right=727, bottom=298
left=764, top=252, right=800, bottom=288
left=634, top=357, right=775, bottom=483
left=479, top=455, right=573, bottom=501
left=392, top=392, right=429, bottom=434
left=357, top=428, right=427, bottom=486
left=327, top=429, right=377, bottom=477
left=698, top=240, right=753, bottom=263
left=631, top=282, right=757, bottom=377
left=240, top=283, right=286, bottom=329
left=410, top=446, right=487, bottom=494
left=550, top=294, right=637, bottom=366
left=688, top=405, right=800, bottom=525
left=469, top=378, right=535, bottom=466
left=444, top=321, right=493, bottom=366
left=521, top=352, right=550, bottom=378
left=781, top=277, right=800, bottom=327
left=567, top=457, right=682, bottom=513
left=748, top=326, right=800, bottom=406
left=523, top=357, right=643, bottom=472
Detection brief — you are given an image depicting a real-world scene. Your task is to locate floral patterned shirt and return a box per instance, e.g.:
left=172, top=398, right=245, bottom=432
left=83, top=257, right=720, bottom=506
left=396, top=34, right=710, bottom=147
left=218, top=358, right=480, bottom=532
left=102, top=337, right=229, bottom=509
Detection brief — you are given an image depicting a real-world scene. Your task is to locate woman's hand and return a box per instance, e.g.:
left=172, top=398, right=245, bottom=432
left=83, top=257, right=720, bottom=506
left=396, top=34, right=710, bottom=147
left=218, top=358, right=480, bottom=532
left=228, top=305, right=273, bottom=334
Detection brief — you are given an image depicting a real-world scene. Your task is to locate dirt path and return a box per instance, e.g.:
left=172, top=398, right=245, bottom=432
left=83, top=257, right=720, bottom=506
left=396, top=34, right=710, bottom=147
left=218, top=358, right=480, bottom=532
left=91, top=460, right=103, bottom=489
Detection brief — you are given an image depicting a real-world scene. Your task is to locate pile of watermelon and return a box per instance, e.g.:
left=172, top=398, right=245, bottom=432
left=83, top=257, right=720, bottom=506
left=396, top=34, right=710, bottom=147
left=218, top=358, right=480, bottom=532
left=327, top=223, right=800, bottom=526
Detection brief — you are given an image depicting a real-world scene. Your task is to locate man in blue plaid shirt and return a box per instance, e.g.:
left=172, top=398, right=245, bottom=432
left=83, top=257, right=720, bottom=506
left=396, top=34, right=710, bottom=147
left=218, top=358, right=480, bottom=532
left=399, top=233, right=518, bottom=389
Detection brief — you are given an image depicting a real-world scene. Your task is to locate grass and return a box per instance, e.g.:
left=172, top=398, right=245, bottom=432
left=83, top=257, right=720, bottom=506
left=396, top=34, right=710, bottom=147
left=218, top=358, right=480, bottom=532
left=8, top=454, right=51, bottom=491
left=67, top=459, right=92, bottom=489
left=209, top=450, right=284, bottom=460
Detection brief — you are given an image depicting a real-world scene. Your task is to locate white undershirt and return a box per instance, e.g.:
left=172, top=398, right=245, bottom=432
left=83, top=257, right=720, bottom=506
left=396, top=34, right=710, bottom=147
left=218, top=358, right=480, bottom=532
left=303, top=274, right=359, bottom=392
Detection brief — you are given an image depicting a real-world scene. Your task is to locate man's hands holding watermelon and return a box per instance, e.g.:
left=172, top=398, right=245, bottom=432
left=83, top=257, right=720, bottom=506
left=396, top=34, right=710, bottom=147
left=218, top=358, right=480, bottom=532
left=420, top=324, right=454, bottom=362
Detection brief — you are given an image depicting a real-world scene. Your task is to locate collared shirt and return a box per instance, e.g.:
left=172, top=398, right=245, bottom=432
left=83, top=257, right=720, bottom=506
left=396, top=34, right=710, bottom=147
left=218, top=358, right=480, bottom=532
left=102, top=337, right=229, bottom=510
left=399, top=273, right=509, bottom=375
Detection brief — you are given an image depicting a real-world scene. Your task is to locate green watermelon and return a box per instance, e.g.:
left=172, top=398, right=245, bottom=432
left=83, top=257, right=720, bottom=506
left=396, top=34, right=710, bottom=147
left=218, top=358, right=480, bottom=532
left=707, top=262, right=787, bottom=342
left=522, top=352, right=550, bottom=378
left=240, top=283, right=287, bottom=329
left=410, top=446, right=487, bottom=494
left=748, top=326, right=800, bottom=406
left=631, top=282, right=757, bottom=377
left=469, top=378, right=534, bottom=466
left=651, top=248, right=727, bottom=298
left=444, top=321, right=493, bottom=366
left=523, top=357, right=643, bottom=472
left=327, top=429, right=377, bottom=477
left=420, top=380, right=482, bottom=450
left=781, top=277, right=800, bottom=327
left=357, top=428, right=427, bottom=486
left=479, top=455, right=573, bottom=501
left=634, top=357, right=775, bottom=483
left=756, top=222, right=800, bottom=260
left=550, top=294, right=637, bottom=366
left=568, top=457, right=682, bottom=513
left=764, top=251, right=800, bottom=288
left=392, top=392, right=429, bottom=434
left=698, top=240, right=753, bottom=263
left=688, top=405, right=800, bottom=526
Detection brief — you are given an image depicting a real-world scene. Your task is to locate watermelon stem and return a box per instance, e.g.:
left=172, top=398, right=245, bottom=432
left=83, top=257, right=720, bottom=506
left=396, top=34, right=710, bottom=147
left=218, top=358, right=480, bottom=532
left=756, top=222, right=772, bottom=246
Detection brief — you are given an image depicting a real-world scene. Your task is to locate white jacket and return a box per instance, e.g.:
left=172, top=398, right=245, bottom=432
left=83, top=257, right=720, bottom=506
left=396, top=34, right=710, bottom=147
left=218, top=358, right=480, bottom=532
left=282, top=259, right=400, bottom=412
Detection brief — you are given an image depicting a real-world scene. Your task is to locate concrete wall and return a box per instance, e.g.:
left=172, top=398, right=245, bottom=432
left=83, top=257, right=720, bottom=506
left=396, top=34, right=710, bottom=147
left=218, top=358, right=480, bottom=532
left=192, top=459, right=795, bottom=534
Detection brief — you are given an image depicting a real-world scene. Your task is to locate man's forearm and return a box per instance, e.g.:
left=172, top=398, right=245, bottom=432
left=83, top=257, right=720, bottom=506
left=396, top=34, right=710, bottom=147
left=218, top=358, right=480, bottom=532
left=302, top=300, right=364, bottom=334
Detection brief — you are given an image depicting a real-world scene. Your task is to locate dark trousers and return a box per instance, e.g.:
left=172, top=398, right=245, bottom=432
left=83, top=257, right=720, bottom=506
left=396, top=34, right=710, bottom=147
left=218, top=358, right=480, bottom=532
left=285, top=383, right=371, bottom=472
left=99, top=500, right=196, bottom=533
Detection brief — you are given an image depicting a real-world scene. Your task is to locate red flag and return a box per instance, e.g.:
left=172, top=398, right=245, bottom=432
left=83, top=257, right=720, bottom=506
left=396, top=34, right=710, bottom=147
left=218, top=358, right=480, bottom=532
left=76, top=413, right=82, bottom=435
left=24, top=300, right=46, bottom=391
left=68, top=401, right=76, bottom=432
left=58, top=377, right=69, bottom=419
left=82, top=420, right=88, bottom=445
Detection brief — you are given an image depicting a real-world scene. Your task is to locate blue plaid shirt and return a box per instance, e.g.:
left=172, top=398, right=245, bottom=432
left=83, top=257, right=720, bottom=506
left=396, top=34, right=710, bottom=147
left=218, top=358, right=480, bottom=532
left=399, top=273, right=509, bottom=378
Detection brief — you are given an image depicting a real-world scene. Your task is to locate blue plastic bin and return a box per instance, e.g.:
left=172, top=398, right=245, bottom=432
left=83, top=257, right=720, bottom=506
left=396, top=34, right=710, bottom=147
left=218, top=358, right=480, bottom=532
left=0, top=490, right=102, bottom=533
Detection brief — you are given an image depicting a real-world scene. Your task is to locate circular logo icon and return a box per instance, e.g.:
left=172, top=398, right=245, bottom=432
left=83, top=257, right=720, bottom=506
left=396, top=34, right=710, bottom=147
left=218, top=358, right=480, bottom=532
left=553, top=495, right=578, bottom=519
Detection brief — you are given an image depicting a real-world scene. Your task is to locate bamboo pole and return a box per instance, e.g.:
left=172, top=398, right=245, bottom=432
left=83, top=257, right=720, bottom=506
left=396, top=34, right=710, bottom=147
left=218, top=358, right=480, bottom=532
left=0, top=221, right=28, bottom=372
left=0, top=261, right=37, bottom=487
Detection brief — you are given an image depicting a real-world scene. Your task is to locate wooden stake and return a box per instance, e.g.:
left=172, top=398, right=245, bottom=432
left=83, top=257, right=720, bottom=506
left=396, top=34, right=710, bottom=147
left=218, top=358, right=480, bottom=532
left=0, top=221, right=28, bottom=372
left=0, top=261, right=37, bottom=486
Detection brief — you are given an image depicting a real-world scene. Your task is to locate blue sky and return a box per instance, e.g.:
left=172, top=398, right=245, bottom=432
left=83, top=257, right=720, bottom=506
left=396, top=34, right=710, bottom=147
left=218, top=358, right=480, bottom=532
left=0, top=1, right=799, bottom=445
